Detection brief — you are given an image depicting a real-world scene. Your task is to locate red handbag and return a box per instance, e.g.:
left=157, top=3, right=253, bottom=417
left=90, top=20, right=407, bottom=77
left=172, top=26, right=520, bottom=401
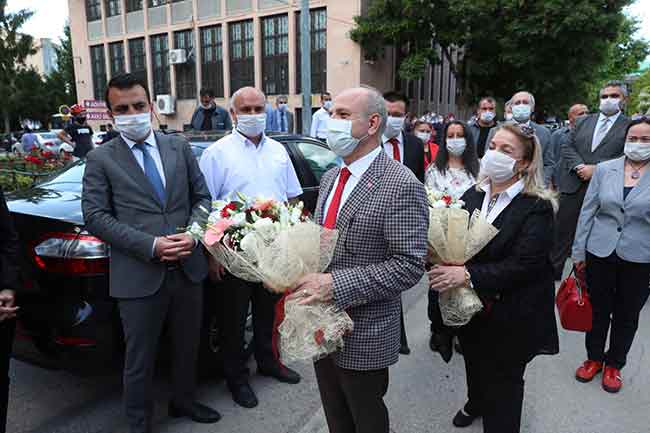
left=556, top=267, right=593, bottom=332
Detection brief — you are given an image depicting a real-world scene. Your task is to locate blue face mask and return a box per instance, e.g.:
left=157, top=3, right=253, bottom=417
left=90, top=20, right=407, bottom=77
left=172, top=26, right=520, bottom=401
left=326, top=118, right=368, bottom=157
left=512, top=104, right=531, bottom=123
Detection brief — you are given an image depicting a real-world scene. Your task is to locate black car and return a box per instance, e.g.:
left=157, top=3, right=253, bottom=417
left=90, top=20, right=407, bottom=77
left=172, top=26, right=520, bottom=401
left=7, top=132, right=339, bottom=374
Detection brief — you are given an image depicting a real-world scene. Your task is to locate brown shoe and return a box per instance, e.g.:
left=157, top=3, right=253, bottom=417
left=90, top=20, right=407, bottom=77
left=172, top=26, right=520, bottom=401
left=602, top=366, right=622, bottom=393
left=575, top=360, right=603, bottom=383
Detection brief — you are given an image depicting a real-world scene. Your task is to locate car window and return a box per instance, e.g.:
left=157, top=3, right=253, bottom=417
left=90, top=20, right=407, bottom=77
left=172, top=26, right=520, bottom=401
left=39, top=133, right=57, bottom=139
left=295, top=141, right=341, bottom=183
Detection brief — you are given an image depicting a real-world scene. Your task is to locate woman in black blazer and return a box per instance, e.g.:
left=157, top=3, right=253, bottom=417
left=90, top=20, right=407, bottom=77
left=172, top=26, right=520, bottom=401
left=429, top=122, right=559, bottom=433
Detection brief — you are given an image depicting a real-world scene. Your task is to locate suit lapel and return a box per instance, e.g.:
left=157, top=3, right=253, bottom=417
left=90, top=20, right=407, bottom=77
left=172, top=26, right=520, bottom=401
left=582, top=115, right=599, bottom=155
left=115, top=137, right=163, bottom=208
left=316, top=168, right=338, bottom=225
left=156, top=132, right=178, bottom=209
left=595, top=115, right=626, bottom=156
left=609, top=158, right=625, bottom=204
left=335, top=151, right=386, bottom=230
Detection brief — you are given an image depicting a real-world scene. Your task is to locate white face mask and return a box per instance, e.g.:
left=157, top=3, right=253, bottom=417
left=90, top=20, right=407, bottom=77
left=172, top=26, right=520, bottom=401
left=323, top=100, right=333, bottom=111
left=624, top=141, right=650, bottom=162
left=481, top=149, right=517, bottom=183
left=236, top=114, right=266, bottom=138
left=415, top=131, right=431, bottom=142
left=327, top=118, right=367, bottom=157
left=446, top=138, right=467, bottom=156
left=480, top=111, right=496, bottom=123
left=114, top=112, right=152, bottom=142
left=599, top=97, right=621, bottom=116
left=505, top=113, right=514, bottom=121
left=384, top=116, right=405, bottom=139
left=512, top=104, right=531, bottom=123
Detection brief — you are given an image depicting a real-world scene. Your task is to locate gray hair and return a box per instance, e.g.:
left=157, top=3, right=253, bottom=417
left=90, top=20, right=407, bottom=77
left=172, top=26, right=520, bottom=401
left=601, top=80, right=628, bottom=97
left=512, top=91, right=536, bottom=110
left=360, top=85, right=387, bottom=136
left=276, top=94, right=288, bottom=102
left=230, top=87, right=266, bottom=111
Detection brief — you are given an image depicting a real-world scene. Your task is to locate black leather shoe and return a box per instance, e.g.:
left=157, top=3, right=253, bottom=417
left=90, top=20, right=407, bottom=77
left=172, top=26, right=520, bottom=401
left=429, top=332, right=453, bottom=363
left=452, top=408, right=478, bottom=428
left=228, top=382, right=258, bottom=408
left=400, top=344, right=411, bottom=355
left=258, top=364, right=301, bottom=384
left=168, top=401, right=221, bottom=424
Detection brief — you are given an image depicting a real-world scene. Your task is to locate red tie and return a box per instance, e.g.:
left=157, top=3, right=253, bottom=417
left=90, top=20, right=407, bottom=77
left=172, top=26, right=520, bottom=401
left=389, top=138, right=401, bottom=162
left=323, top=168, right=352, bottom=229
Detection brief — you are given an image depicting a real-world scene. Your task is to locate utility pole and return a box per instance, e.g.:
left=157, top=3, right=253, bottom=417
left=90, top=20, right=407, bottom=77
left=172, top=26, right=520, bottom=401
left=300, top=0, right=312, bottom=135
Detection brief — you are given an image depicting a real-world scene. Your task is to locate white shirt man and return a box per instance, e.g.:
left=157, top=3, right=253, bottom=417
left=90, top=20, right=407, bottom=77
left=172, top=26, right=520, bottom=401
left=310, top=107, right=331, bottom=140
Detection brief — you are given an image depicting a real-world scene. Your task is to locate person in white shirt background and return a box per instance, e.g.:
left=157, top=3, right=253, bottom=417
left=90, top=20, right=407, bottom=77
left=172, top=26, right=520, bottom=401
left=199, top=87, right=304, bottom=410
left=310, top=92, right=333, bottom=140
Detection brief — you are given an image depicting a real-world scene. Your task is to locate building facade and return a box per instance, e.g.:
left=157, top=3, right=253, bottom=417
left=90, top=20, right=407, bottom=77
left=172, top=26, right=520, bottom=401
left=25, top=38, right=59, bottom=77
left=69, top=0, right=464, bottom=131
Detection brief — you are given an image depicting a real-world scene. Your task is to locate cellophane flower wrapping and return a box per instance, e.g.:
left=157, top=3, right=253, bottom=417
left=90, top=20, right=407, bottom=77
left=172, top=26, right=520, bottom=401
left=189, top=194, right=353, bottom=364
left=426, top=189, right=499, bottom=327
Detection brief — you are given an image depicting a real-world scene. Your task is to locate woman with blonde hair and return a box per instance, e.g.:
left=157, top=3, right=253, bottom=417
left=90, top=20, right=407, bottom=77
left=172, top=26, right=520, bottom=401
left=428, top=122, right=559, bottom=433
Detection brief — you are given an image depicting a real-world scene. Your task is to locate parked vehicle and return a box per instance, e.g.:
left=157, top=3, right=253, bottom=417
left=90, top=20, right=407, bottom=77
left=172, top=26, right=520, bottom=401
left=11, top=131, right=64, bottom=155
left=7, top=132, right=339, bottom=374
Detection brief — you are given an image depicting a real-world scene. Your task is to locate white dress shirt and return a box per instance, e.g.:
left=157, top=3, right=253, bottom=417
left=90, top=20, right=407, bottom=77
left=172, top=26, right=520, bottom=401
left=323, top=147, right=382, bottom=217
left=199, top=129, right=303, bottom=202
left=382, top=131, right=405, bottom=164
left=479, top=179, right=525, bottom=224
left=591, top=111, right=621, bottom=151
left=310, top=107, right=330, bottom=139
left=121, top=130, right=167, bottom=187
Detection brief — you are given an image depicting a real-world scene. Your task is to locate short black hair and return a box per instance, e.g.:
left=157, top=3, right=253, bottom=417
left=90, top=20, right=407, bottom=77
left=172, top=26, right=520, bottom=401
left=200, top=88, right=214, bottom=98
left=382, top=91, right=409, bottom=109
left=320, top=92, right=331, bottom=99
left=105, top=73, right=151, bottom=111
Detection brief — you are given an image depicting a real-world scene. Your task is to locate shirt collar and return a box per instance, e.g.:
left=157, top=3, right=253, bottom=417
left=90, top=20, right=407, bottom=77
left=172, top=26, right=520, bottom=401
left=123, top=130, right=156, bottom=149
left=382, top=131, right=403, bottom=144
left=232, top=128, right=267, bottom=149
left=598, top=110, right=621, bottom=124
left=479, top=178, right=525, bottom=199
left=343, top=147, right=382, bottom=179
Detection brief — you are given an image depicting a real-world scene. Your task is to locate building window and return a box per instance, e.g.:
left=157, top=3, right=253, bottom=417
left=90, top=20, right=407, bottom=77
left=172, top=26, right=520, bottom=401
left=229, top=20, right=254, bottom=94
left=173, top=30, right=196, bottom=100
left=200, top=25, right=224, bottom=98
left=90, top=45, right=107, bottom=100
left=86, top=0, right=102, bottom=21
left=109, top=42, right=126, bottom=77
left=295, top=8, right=326, bottom=94
left=106, top=0, right=122, bottom=16
left=261, top=14, right=289, bottom=96
left=149, top=0, right=169, bottom=7
left=128, top=38, right=147, bottom=84
left=126, top=0, right=143, bottom=12
left=150, top=34, right=170, bottom=97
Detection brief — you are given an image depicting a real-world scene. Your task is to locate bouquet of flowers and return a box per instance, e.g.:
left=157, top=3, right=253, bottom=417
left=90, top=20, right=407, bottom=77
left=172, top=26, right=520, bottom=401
left=426, top=187, right=499, bottom=327
left=188, top=193, right=353, bottom=363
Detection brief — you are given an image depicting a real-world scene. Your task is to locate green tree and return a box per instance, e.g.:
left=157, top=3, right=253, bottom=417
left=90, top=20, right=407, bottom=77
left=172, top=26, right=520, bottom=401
left=351, top=0, right=648, bottom=114
left=0, top=0, right=35, bottom=131
left=51, top=23, right=77, bottom=104
left=629, top=69, right=650, bottom=114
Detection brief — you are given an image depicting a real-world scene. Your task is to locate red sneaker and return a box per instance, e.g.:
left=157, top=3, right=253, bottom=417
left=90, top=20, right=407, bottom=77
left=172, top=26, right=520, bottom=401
left=602, top=366, right=622, bottom=393
left=575, top=360, right=603, bottom=383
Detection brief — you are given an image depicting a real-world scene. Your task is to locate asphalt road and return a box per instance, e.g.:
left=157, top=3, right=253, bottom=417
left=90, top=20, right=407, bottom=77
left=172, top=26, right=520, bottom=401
left=7, top=277, right=650, bottom=433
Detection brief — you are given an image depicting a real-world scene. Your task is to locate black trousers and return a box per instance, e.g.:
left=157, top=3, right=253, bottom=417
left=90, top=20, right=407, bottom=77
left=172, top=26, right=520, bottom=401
left=0, top=320, right=15, bottom=433
left=221, top=273, right=279, bottom=385
left=118, top=269, right=202, bottom=433
left=314, top=356, right=389, bottom=433
left=585, top=252, right=650, bottom=370
left=459, top=320, right=528, bottom=433
left=551, top=183, right=589, bottom=277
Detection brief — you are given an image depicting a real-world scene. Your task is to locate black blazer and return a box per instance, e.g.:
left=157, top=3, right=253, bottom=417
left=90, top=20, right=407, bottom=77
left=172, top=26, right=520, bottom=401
left=461, top=187, right=559, bottom=362
left=0, top=188, right=20, bottom=293
left=403, top=133, right=425, bottom=183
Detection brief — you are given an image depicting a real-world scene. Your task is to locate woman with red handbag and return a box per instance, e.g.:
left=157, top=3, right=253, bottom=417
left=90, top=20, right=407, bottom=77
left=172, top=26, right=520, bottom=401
left=572, top=116, right=650, bottom=394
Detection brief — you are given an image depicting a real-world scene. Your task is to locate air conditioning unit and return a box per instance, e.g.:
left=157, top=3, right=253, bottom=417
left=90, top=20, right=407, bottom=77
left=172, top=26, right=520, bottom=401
left=156, top=94, right=176, bottom=115
left=168, top=49, right=187, bottom=64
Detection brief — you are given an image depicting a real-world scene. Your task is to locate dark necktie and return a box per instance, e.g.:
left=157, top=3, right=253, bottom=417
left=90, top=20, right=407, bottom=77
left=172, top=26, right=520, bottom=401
left=323, top=168, right=352, bottom=229
left=280, top=112, right=287, bottom=132
left=389, top=137, right=401, bottom=162
left=134, top=141, right=166, bottom=206
left=487, top=194, right=500, bottom=215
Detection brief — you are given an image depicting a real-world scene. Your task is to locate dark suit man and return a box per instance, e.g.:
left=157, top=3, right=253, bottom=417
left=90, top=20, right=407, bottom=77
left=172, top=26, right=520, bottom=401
left=293, top=86, right=428, bottom=433
left=268, top=95, right=295, bottom=133
left=551, top=81, right=631, bottom=279
left=0, top=187, right=20, bottom=433
left=548, top=104, right=589, bottom=189
left=380, top=91, right=425, bottom=355
left=82, top=73, right=220, bottom=433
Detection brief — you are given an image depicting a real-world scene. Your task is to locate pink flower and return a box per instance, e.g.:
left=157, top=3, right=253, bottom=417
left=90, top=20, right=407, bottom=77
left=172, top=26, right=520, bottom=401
left=253, top=199, right=275, bottom=212
left=203, top=219, right=234, bottom=246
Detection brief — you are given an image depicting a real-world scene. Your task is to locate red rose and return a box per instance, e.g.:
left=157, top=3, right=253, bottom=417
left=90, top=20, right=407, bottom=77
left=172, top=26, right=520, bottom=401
left=220, top=202, right=237, bottom=218
left=442, top=195, right=452, bottom=206
left=314, top=329, right=325, bottom=346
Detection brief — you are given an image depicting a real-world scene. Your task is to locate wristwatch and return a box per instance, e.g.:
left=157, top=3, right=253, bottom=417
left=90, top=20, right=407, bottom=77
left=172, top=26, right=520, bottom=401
left=464, top=267, right=474, bottom=288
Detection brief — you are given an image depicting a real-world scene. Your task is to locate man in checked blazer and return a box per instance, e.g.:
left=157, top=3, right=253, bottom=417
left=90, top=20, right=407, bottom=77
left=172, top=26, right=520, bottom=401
left=550, top=80, right=630, bottom=279
left=292, top=87, right=429, bottom=433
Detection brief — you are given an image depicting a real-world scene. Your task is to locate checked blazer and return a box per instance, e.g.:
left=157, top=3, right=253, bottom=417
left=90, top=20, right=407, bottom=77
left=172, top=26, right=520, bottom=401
left=316, top=149, right=429, bottom=370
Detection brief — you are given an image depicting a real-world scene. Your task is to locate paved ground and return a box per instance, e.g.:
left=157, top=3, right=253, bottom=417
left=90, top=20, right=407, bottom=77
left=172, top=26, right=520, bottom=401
left=7, top=277, right=650, bottom=433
